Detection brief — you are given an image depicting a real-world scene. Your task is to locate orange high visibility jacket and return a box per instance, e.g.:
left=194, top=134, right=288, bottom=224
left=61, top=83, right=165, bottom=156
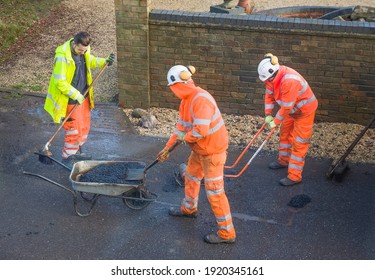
left=264, top=65, right=318, bottom=125
left=166, top=81, right=228, bottom=155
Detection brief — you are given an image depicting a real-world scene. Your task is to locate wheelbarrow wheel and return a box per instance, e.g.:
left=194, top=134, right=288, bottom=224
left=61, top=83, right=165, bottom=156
left=122, top=188, right=153, bottom=210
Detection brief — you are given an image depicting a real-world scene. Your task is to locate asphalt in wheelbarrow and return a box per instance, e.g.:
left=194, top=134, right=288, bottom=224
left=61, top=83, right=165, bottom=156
left=78, top=162, right=144, bottom=184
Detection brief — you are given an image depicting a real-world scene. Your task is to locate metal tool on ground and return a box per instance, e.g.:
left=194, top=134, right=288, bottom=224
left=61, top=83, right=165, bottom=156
left=37, top=63, right=109, bottom=165
left=123, top=140, right=182, bottom=181
left=225, top=127, right=276, bottom=178
left=34, top=152, right=71, bottom=171
left=225, top=123, right=266, bottom=169
left=326, top=114, right=375, bottom=182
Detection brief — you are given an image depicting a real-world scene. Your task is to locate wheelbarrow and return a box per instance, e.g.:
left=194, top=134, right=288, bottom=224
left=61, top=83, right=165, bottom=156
left=23, top=160, right=157, bottom=217
left=25, top=141, right=181, bottom=216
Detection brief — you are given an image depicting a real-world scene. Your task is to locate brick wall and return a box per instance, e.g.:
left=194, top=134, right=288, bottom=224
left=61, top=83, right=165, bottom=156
left=115, top=1, right=375, bottom=125
left=114, top=0, right=151, bottom=108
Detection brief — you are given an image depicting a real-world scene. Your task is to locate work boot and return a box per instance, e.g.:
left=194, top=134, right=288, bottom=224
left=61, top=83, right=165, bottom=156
left=268, top=161, right=288, bottom=169
left=76, top=146, right=92, bottom=160
left=279, top=177, right=301, bottom=186
left=204, top=233, right=236, bottom=244
left=169, top=207, right=198, bottom=218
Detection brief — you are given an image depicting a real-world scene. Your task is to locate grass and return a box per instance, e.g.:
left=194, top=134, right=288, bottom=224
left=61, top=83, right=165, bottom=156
left=0, top=0, right=61, bottom=64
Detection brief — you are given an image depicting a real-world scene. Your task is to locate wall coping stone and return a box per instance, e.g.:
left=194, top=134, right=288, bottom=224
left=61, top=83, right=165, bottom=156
left=150, top=9, right=375, bottom=37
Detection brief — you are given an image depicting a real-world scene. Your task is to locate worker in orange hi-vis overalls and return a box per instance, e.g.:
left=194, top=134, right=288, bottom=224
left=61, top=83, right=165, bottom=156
left=157, top=65, right=236, bottom=244
left=257, top=54, right=318, bottom=186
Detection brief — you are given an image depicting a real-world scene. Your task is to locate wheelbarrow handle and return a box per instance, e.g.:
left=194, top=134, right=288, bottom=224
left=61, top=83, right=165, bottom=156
left=145, top=140, right=182, bottom=172
left=225, top=127, right=276, bottom=178
left=225, top=122, right=267, bottom=169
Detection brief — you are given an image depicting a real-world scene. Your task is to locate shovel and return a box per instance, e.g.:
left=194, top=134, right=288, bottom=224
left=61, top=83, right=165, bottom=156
left=326, top=114, right=375, bottom=181
left=123, top=141, right=182, bottom=181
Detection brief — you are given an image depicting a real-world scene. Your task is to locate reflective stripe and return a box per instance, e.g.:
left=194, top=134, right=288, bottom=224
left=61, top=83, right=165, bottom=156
left=185, top=171, right=202, bottom=182
left=66, top=130, right=78, bottom=136
left=212, top=108, right=221, bottom=122
left=183, top=196, right=198, bottom=209
left=276, top=112, right=284, bottom=121
left=206, top=187, right=224, bottom=196
left=290, top=95, right=316, bottom=114
left=192, top=130, right=203, bottom=138
left=67, top=88, right=76, bottom=97
left=291, top=154, right=305, bottom=162
left=194, top=118, right=211, bottom=125
left=266, top=89, right=273, bottom=95
left=177, top=119, right=192, bottom=128
left=183, top=200, right=197, bottom=210
left=96, top=57, right=101, bottom=65
left=190, top=92, right=217, bottom=120
left=279, top=100, right=295, bottom=107
left=54, top=57, right=69, bottom=64
left=216, top=213, right=232, bottom=223
left=289, top=163, right=304, bottom=171
left=279, top=151, right=291, bottom=157
left=280, top=143, right=292, bottom=148
left=54, top=74, right=66, bottom=80
left=174, top=128, right=185, bottom=134
left=265, top=104, right=274, bottom=110
left=281, top=74, right=308, bottom=95
left=219, top=223, right=234, bottom=231
left=46, top=94, right=61, bottom=110
left=64, top=142, right=79, bottom=148
left=208, top=118, right=224, bottom=135
left=296, top=136, right=310, bottom=143
left=205, top=175, right=223, bottom=182
left=189, top=92, right=224, bottom=138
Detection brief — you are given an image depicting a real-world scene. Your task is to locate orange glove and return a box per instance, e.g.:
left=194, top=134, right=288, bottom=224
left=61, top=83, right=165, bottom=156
left=157, top=148, right=170, bottom=162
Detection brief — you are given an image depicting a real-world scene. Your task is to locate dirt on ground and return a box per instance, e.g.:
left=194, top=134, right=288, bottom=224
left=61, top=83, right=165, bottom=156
left=0, top=0, right=374, bottom=163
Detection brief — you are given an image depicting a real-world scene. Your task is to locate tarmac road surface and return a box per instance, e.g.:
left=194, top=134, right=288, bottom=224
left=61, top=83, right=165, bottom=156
left=0, top=90, right=374, bottom=260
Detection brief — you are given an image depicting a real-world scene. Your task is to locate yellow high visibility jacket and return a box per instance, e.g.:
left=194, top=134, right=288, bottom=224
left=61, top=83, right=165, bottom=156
left=44, top=38, right=107, bottom=123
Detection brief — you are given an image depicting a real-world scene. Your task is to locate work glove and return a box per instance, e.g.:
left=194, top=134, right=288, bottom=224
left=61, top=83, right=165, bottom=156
left=268, top=120, right=276, bottom=129
left=176, top=131, right=186, bottom=141
left=157, top=148, right=170, bottom=162
left=76, top=93, right=85, bottom=104
left=106, top=53, right=115, bottom=66
left=265, top=115, right=274, bottom=124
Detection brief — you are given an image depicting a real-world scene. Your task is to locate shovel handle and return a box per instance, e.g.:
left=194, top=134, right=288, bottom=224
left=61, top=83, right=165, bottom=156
left=145, top=140, right=182, bottom=172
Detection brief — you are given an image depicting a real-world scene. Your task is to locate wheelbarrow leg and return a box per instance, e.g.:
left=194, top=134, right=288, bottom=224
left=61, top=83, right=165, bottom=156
left=73, top=192, right=101, bottom=217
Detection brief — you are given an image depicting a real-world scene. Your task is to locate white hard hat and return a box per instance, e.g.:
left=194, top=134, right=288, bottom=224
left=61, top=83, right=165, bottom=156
left=167, top=65, right=196, bottom=86
left=257, top=54, right=280, bottom=82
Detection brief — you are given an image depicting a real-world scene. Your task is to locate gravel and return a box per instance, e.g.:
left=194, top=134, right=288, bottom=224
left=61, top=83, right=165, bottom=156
left=123, top=107, right=375, bottom=164
left=0, top=0, right=374, bottom=164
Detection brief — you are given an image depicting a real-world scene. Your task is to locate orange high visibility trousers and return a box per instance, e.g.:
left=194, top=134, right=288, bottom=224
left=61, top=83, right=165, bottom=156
left=62, top=98, right=90, bottom=159
left=181, top=151, right=236, bottom=240
left=277, top=112, right=316, bottom=181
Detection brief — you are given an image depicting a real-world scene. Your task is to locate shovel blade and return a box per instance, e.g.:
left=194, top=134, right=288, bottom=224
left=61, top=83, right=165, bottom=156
left=118, top=168, right=145, bottom=181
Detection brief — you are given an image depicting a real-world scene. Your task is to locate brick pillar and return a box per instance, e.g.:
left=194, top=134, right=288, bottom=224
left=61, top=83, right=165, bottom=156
left=115, top=0, right=152, bottom=108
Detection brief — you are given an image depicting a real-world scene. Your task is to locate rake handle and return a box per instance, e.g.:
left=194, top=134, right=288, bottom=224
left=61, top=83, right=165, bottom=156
left=44, top=63, right=109, bottom=149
